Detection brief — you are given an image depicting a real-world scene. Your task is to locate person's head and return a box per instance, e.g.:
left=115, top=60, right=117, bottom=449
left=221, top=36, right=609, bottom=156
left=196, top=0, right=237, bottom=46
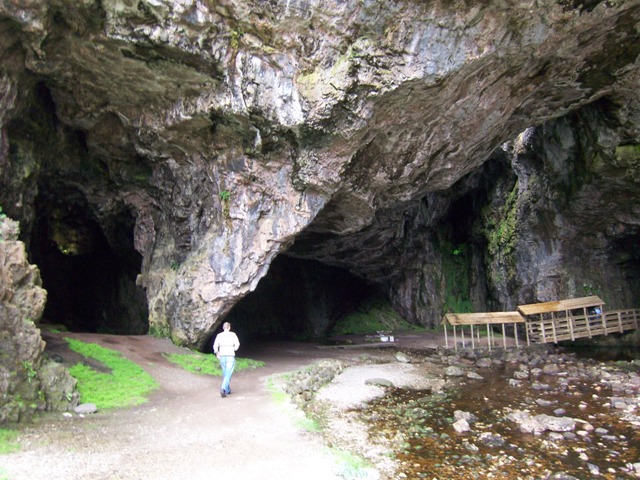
left=223, top=322, right=231, bottom=331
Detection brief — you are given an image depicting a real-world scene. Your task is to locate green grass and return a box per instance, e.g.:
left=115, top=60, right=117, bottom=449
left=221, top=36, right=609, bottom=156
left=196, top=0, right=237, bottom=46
left=162, top=352, right=264, bottom=376
left=66, top=338, right=159, bottom=410
left=332, top=299, right=417, bottom=335
left=0, top=429, right=20, bottom=455
left=333, top=449, right=374, bottom=479
left=266, top=376, right=289, bottom=404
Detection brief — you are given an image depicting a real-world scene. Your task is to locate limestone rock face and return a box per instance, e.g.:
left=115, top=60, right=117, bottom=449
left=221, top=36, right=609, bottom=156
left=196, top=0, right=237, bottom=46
left=0, top=215, right=78, bottom=422
left=0, top=1, right=639, bottom=348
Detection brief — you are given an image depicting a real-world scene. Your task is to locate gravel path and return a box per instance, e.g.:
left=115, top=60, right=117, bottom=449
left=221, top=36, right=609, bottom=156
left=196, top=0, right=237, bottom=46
left=0, top=332, right=445, bottom=480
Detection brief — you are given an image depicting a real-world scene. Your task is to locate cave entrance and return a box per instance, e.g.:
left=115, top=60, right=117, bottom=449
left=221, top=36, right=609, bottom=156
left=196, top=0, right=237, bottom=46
left=222, top=255, right=381, bottom=341
left=30, top=190, right=148, bottom=334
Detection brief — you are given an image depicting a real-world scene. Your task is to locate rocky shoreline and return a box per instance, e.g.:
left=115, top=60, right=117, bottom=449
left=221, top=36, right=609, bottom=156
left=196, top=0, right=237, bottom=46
left=282, top=344, right=640, bottom=480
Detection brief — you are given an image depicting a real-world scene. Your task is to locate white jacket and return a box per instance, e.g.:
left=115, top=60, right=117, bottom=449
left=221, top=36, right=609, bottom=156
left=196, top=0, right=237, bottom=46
left=213, top=331, right=240, bottom=356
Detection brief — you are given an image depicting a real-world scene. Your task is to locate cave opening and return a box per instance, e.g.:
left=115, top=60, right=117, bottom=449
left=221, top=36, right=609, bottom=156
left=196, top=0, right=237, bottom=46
left=30, top=189, right=148, bottom=334
left=221, top=255, right=383, bottom=342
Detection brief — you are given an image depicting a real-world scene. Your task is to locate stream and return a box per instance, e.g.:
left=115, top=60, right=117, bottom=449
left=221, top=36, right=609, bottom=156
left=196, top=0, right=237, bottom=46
left=352, top=346, right=640, bottom=479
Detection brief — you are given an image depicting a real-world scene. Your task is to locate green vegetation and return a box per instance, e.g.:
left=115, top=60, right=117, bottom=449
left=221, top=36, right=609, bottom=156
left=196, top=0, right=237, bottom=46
left=331, top=299, right=417, bottom=335
left=440, top=241, right=473, bottom=314
left=0, top=428, right=20, bottom=454
left=580, top=282, right=601, bottom=297
left=219, top=190, right=231, bottom=220
left=294, top=415, right=321, bottom=432
left=486, top=184, right=518, bottom=259
left=230, top=28, right=243, bottom=50
left=333, top=449, right=375, bottom=479
left=40, top=324, right=67, bottom=334
left=66, top=338, right=159, bottom=409
left=21, top=361, right=37, bottom=384
left=266, top=376, right=289, bottom=405
left=162, top=351, right=264, bottom=376
left=483, top=183, right=519, bottom=287
left=148, top=324, right=171, bottom=338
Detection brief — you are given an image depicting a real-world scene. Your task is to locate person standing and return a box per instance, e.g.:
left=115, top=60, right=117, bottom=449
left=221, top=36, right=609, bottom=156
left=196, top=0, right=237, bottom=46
left=213, top=322, right=240, bottom=398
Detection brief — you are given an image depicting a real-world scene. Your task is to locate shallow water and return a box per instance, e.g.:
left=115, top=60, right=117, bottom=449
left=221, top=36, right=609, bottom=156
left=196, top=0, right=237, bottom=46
left=355, top=355, right=640, bottom=479
left=566, top=345, right=640, bottom=362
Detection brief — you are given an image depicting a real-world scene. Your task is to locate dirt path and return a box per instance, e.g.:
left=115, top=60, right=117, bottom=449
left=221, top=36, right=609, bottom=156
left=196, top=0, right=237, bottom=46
left=0, top=331, right=446, bottom=480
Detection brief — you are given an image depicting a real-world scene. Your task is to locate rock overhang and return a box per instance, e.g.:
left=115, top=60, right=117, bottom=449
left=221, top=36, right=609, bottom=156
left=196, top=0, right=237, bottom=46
left=0, top=0, right=639, bottom=348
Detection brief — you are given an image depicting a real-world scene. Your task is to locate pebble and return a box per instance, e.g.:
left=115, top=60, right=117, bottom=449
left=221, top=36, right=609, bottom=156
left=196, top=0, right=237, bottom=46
left=74, top=403, right=98, bottom=414
left=453, top=418, right=470, bottom=433
left=293, top=345, right=640, bottom=480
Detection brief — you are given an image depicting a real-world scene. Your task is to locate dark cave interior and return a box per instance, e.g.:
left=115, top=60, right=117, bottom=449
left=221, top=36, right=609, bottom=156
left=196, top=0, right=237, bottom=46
left=29, top=189, right=148, bottom=335
left=219, top=255, right=381, bottom=342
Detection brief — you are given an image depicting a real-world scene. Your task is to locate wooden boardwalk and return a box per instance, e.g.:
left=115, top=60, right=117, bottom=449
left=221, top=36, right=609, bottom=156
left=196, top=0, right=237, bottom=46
left=442, top=296, right=640, bottom=350
left=525, top=308, right=640, bottom=344
left=443, top=312, right=525, bottom=351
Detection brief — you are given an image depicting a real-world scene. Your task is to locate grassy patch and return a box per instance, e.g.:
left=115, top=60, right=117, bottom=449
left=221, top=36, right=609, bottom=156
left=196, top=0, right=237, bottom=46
left=439, top=240, right=474, bottom=314
left=162, top=352, right=264, bottom=376
left=0, top=428, right=20, bottom=454
left=66, top=338, right=159, bottom=410
left=295, top=415, right=321, bottom=432
left=333, top=449, right=374, bottom=479
left=266, top=375, right=320, bottom=432
left=266, top=376, right=289, bottom=405
left=331, top=299, right=417, bottom=335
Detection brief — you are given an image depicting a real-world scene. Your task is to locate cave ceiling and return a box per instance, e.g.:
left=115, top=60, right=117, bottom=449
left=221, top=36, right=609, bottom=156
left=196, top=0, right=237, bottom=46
left=1, top=0, right=640, bottom=347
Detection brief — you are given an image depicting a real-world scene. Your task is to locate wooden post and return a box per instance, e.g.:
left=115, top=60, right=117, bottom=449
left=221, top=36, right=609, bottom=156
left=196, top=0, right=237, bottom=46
left=487, top=324, right=491, bottom=352
left=568, top=311, right=575, bottom=341
left=551, top=312, right=558, bottom=343
left=471, top=325, right=475, bottom=349
left=540, top=314, right=547, bottom=343
left=453, top=325, right=458, bottom=352
left=502, top=323, right=507, bottom=349
left=617, top=311, right=623, bottom=333
left=584, top=307, right=592, bottom=338
left=461, top=327, right=466, bottom=348
left=444, top=321, right=449, bottom=348
left=514, top=323, right=520, bottom=348
left=525, top=321, right=530, bottom=346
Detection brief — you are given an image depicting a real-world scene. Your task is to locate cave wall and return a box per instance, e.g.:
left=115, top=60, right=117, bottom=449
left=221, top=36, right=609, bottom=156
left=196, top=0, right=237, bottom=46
left=488, top=101, right=640, bottom=309
left=385, top=100, right=640, bottom=328
left=0, top=1, right=639, bottom=348
left=0, top=215, right=78, bottom=423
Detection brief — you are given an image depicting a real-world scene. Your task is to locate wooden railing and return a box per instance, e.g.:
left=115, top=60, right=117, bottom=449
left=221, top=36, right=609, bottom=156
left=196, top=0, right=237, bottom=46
left=443, top=312, right=525, bottom=351
left=526, top=308, right=640, bottom=344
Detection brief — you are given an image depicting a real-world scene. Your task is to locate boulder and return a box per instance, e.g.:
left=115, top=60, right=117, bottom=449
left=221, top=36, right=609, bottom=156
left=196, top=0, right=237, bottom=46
left=0, top=216, right=78, bottom=423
